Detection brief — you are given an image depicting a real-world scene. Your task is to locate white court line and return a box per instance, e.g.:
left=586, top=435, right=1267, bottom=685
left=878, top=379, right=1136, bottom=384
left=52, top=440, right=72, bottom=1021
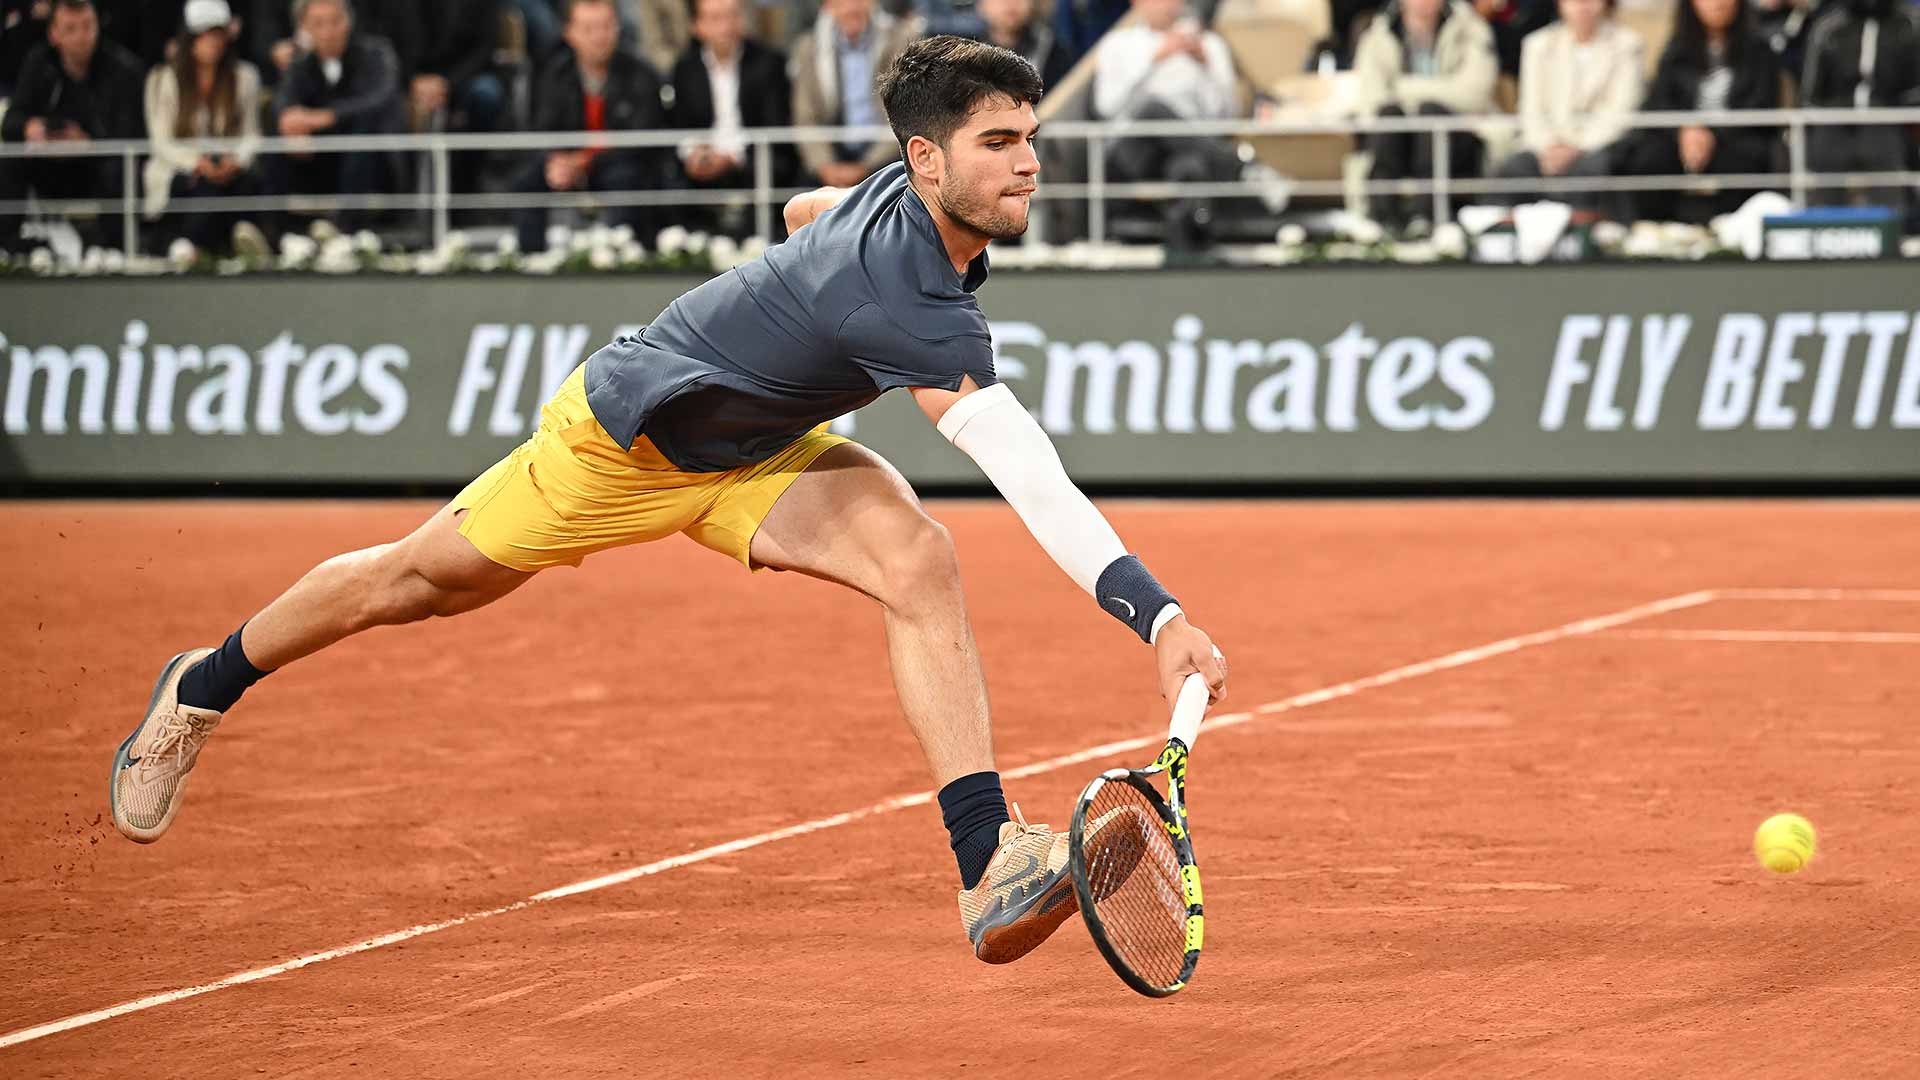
left=1609, top=629, right=1920, bottom=645
left=1714, top=589, right=1920, bottom=602
left=0, top=586, right=1726, bottom=1051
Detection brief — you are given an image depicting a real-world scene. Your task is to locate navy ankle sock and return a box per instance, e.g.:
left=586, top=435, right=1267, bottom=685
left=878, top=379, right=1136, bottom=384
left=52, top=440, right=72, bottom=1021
left=176, top=625, right=268, bottom=713
left=939, top=771, right=1011, bottom=889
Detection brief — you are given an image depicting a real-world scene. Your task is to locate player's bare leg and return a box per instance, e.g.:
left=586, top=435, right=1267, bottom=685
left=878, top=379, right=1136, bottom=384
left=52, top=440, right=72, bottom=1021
left=749, top=442, right=1080, bottom=963
left=110, top=504, right=532, bottom=843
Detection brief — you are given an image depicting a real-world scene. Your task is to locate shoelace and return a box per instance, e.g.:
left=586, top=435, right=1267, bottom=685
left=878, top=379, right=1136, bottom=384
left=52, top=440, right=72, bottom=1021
left=1006, top=803, right=1050, bottom=837
left=145, top=710, right=213, bottom=771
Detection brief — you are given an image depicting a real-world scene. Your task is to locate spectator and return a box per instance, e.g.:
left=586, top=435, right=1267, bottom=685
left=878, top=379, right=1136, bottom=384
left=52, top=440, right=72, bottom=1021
left=1093, top=0, right=1242, bottom=248
left=915, top=0, right=987, bottom=38
left=1055, top=0, right=1129, bottom=68
left=1473, top=0, right=1555, bottom=73
left=1495, top=0, right=1643, bottom=204
left=790, top=0, right=918, bottom=186
left=967, top=0, right=1070, bottom=89
left=242, top=0, right=294, bottom=84
left=143, top=0, right=266, bottom=253
left=1353, top=0, right=1498, bottom=227
left=0, top=0, right=145, bottom=247
left=271, top=0, right=405, bottom=230
left=1609, top=0, right=1781, bottom=221
left=669, top=0, right=796, bottom=233
left=2, top=0, right=54, bottom=95
left=1800, top=0, right=1919, bottom=208
left=619, top=0, right=691, bottom=76
left=513, top=0, right=667, bottom=251
left=401, top=0, right=504, bottom=187
left=512, top=0, right=565, bottom=65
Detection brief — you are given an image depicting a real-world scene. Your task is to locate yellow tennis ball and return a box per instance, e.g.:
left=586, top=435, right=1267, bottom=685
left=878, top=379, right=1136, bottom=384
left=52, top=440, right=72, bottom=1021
left=1753, top=813, right=1817, bottom=874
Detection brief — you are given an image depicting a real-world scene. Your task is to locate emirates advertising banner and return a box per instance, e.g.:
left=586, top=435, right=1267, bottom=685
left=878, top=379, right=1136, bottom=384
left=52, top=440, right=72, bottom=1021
left=2, top=262, right=1918, bottom=486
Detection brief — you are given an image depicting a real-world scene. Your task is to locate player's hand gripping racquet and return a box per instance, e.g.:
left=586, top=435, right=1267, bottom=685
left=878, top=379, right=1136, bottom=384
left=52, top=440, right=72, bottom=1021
left=1068, top=659, right=1214, bottom=997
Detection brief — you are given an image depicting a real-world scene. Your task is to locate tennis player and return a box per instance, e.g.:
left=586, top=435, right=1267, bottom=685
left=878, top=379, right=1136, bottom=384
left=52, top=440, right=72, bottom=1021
left=111, top=35, right=1228, bottom=965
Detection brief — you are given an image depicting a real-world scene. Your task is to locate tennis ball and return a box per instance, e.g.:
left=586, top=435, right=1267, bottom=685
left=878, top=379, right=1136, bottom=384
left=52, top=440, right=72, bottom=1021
left=1753, top=813, right=1817, bottom=874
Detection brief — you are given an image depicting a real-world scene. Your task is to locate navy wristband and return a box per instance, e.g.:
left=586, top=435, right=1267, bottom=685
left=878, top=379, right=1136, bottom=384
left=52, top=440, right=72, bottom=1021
left=1095, top=555, right=1178, bottom=643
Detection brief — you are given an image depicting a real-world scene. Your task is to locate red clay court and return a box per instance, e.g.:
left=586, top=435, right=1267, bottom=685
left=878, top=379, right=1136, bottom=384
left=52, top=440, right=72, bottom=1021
left=3, top=498, right=1917, bottom=1077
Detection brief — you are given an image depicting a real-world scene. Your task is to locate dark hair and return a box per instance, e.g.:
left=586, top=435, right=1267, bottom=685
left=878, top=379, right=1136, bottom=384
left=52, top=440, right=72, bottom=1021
left=51, top=0, right=95, bottom=16
left=168, top=26, right=241, bottom=140
left=876, top=35, right=1044, bottom=156
left=564, top=0, right=617, bottom=19
left=1667, top=0, right=1756, bottom=69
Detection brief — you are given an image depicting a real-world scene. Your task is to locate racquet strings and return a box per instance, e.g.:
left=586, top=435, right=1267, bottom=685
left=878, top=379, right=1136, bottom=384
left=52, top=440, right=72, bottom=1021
left=1082, top=780, right=1189, bottom=988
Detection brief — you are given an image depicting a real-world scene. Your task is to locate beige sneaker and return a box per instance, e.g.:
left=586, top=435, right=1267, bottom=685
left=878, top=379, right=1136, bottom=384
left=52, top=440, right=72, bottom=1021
left=110, top=649, right=221, bottom=843
left=957, top=805, right=1081, bottom=964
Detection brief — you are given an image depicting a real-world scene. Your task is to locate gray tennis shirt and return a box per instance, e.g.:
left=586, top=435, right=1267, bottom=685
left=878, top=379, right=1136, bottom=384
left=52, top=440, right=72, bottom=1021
left=583, top=162, right=999, bottom=472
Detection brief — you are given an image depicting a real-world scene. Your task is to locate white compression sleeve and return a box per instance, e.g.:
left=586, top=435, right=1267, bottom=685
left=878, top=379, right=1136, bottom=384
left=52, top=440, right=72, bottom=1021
left=937, top=384, right=1182, bottom=644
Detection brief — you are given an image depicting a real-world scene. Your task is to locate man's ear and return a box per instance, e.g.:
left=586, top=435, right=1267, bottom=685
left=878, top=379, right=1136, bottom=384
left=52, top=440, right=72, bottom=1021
left=905, top=133, right=944, bottom=186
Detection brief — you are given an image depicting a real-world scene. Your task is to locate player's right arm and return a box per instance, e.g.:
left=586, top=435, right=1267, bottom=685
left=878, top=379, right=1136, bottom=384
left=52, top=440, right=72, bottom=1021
left=913, top=378, right=1227, bottom=707
left=783, top=187, right=851, bottom=234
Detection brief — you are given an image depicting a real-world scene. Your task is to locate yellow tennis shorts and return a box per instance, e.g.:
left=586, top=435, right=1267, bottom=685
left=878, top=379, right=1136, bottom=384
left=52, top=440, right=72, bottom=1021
left=452, top=365, right=850, bottom=572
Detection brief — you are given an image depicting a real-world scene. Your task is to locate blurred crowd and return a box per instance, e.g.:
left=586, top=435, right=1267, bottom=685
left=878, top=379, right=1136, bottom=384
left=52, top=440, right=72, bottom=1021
left=0, top=0, right=1914, bottom=259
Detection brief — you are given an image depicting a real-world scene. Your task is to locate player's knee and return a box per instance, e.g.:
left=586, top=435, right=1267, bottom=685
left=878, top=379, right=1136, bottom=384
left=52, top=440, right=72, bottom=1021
left=875, top=518, right=959, bottom=609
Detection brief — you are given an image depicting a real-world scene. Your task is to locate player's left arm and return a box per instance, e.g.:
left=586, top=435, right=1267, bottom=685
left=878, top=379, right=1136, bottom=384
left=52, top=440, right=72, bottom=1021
left=914, top=378, right=1227, bottom=706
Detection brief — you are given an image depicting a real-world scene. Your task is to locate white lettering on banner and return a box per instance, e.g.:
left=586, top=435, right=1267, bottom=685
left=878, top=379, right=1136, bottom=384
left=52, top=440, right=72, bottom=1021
left=1807, top=313, right=1862, bottom=429
left=1699, top=314, right=1766, bottom=429
left=450, top=324, right=510, bottom=436
left=1542, top=314, right=1693, bottom=431
left=1896, top=321, right=1920, bottom=428
left=489, top=324, right=536, bottom=436
left=998, top=317, right=1494, bottom=435
left=2, top=322, right=412, bottom=436
left=1635, top=315, right=1690, bottom=430
left=541, top=325, right=594, bottom=404
left=1855, top=312, right=1909, bottom=428
left=1755, top=313, right=1814, bottom=430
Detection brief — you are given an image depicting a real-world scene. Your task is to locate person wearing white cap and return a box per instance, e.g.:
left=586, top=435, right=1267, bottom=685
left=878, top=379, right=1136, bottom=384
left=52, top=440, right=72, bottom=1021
left=142, top=0, right=268, bottom=254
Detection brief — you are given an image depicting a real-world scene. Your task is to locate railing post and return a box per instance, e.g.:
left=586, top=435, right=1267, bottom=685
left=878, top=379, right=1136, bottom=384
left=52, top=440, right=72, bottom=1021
left=121, top=146, right=138, bottom=256
left=1430, top=124, right=1450, bottom=225
left=430, top=137, right=451, bottom=249
left=754, top=132, right=773, bottom=242
left=1788, top=114, right=1808, bottom=210
left=1088, top=133, right=1106, bottom=246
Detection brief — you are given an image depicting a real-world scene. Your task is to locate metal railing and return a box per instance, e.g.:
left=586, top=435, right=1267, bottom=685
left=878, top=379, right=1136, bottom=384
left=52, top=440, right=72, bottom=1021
left=1, top=105, right=1915, bottom=254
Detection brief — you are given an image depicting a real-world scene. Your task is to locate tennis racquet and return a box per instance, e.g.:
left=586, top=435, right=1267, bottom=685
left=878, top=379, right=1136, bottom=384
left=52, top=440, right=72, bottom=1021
left=1068, top=661, right=1214, bottom=998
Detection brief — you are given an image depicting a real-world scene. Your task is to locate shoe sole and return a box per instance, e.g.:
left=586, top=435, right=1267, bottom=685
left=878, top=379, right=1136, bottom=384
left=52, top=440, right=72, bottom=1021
left=970, top=814, right=1149, bottom=964
left=971, top=868, right=1078, bottom=965
left=109, top=650, right=198, bottom=844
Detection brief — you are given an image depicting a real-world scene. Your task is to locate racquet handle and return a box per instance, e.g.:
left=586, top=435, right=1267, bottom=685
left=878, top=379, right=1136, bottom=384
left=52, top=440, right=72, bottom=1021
left=1167, top=671, right=1209, bottom=750
left=1167, top=645, right=1223, bottom=749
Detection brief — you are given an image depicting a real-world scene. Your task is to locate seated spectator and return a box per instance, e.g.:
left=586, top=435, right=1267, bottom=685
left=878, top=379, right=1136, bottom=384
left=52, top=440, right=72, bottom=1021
left=618, top=0, right=690, bottom=75
left=143, top=0, right=266, bottom=253
left=967, top=0, right=1070, bottom=89
left=1093, top=0, right=1243, bottom=249
left=1800, top=0, right=1919, bottom=208
left=270, top=0, right=405, bottom=230
left=2, top=0, right=54, bottom=96
left=791, top=0, right=919, bottom=187
left=402, top=0, right=503, bottom=196
left=513, top=0, right=667, bottom=251
left=1055, top=0, right=1130, bottom=69
left=669, top=0, right=795, bottom=234
left=1472, top=0, right=1554, bottom=74
left=0, top=0, right=145, bottom=248
left=1608, top=0, right=1781, bottom=221
left=1353, top=0, right=1498, bottom=228
left=1496, top=0, right=1643, bottom=205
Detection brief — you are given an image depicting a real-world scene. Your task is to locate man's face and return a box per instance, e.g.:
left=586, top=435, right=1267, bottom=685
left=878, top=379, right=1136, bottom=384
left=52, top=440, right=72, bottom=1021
left=1131, top=0, right=1182, bottom=32
left=978, top=0, right=1033, bottom=38
left=826, top=0, right=872, bottom=40
left=565, top=0, right=619, bottom=67
left=692, top=0, right=744, bottom=56
left=929, top=96, right=1040, bottom=241
left=300, top=0, right=351, bottom=59
left=49, top=4, right=99, bottom=71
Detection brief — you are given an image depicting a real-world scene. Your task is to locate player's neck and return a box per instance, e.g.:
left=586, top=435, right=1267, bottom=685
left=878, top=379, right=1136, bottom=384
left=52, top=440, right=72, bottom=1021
left=911, top=180, right=989, bottom=277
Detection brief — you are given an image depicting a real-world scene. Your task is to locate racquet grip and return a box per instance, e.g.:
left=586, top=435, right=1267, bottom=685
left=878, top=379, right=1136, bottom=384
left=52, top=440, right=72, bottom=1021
left=1168, top=671, right=1209, bottom=750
